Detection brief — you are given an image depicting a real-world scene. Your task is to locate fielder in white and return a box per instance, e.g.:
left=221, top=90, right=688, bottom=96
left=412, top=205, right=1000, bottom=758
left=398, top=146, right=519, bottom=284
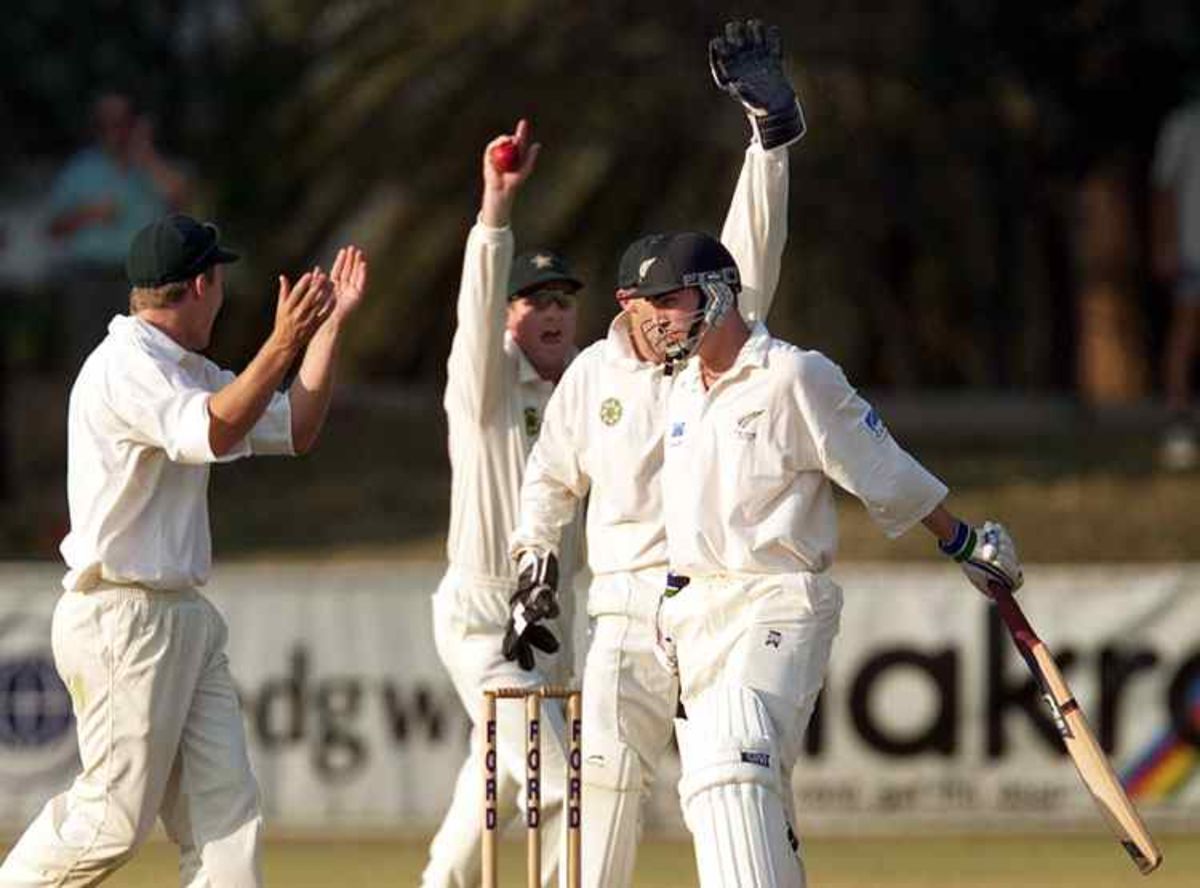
left=506, top=19, right=804, bottom=887
left=0, top=215, right=368, bottom=887
left=639, top=230, right=1023, bottom=887
left=421, top=120, right=584, bottom=888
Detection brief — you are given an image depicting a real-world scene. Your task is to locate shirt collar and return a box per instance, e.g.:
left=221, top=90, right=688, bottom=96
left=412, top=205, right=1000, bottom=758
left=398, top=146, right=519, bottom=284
left=739, top=321, right=772, bottom=369
left=676, top=321, right=772, bottom=392
left=112, top=315, right=193, bottom=366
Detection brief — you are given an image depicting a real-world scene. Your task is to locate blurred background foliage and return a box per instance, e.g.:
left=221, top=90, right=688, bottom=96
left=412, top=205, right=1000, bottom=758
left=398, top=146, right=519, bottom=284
left=4, top=2, right=1200, bottom=560
left=5, top=0, right=1198, bottom=389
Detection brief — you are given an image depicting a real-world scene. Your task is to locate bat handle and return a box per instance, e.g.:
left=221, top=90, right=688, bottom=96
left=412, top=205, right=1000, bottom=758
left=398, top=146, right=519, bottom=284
left=987, top=581, right=1040, bottom=649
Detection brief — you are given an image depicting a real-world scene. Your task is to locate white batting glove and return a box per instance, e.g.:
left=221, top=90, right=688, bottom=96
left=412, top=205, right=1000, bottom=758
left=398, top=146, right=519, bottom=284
left=940, top=520, right=1023, bottom=597
left=654, top=577, right=685, bottom=677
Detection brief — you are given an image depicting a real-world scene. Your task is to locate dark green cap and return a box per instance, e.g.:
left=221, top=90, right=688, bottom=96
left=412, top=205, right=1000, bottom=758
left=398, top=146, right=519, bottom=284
left=126, top=214, right=239, bottom=287
left=508, top=250, right=583, bottom=299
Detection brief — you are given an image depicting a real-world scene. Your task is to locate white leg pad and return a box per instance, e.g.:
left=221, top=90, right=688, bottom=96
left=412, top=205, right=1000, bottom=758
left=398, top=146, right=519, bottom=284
left=676, top=687, right=804, bottom=888
left=581, top=739, right=644, bottom=888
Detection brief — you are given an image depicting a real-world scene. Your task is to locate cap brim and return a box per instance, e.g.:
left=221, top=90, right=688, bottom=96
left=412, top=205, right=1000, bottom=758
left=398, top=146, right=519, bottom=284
left=200, top=223, right=238, bottom=266
left=512, top=273, right=584, bottom=298
left=211, top=246, right=239, bottom=265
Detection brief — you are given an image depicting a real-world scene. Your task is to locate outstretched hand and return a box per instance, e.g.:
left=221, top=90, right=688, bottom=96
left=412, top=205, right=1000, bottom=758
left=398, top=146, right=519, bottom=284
left=483, top=119, right=541, bottom=191
left=710, top=18, right=806, bottom=149
left=272, top=268, right=333, bottom=353
left=480, top=119, right=541, bottom=228
left=329, top=246, right=368, bottom=321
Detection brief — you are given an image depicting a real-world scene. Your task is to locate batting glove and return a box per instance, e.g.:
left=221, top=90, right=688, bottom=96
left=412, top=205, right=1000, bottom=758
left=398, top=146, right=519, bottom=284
left=710, top=19, right=807, bottom=150
left=502, top=548, right=561, bottom=671
left=653, top=573, right=689, bottom=677
left=940, top=520, right=1024, bottom=597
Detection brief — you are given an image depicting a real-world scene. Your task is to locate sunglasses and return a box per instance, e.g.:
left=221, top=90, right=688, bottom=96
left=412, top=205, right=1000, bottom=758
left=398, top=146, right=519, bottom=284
left=521, top=290, right=577, bottom=310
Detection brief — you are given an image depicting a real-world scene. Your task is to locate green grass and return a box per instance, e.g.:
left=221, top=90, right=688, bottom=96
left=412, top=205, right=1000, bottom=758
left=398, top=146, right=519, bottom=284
left=6, top=833, right=1194, bottom=887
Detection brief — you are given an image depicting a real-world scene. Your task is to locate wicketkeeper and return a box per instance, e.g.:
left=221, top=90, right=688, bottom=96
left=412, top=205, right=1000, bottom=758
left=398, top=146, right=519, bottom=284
left=505, top=19, right=802, bottom=887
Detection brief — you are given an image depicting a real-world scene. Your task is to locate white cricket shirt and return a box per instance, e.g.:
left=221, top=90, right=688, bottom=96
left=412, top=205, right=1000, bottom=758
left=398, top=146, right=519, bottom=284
left=443, top=221, right=580, bottom=581
left=512, top=144, right=789, bottom=579
left=60, top=315, right=293, bottom=591
left=662, top=323, right=948, bottom=577
left=1153, top=100, right=1200, bottom=271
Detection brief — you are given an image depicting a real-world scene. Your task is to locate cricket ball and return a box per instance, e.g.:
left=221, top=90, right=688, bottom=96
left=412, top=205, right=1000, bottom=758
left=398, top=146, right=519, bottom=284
left=489, top=139, right=521, bottom=173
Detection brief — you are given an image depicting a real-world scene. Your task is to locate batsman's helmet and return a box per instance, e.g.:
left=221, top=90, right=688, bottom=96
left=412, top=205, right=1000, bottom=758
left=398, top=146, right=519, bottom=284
left=615, top=233, right=673, bottom=293
left=637, top=232, right=740, bottom=374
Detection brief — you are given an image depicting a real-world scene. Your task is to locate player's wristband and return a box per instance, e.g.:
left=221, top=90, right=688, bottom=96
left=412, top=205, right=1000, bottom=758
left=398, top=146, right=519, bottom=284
left=938, top=521, right=976, bottom=562
left=751, top=100, right=806, bottom=150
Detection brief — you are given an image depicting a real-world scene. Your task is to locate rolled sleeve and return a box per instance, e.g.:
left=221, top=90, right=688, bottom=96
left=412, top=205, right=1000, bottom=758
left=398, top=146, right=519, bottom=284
left=174, top=392, right=231, bottom=463
left=248, top=390, right=295, bottom=456
left=796, top=353, right=948, bottom=538
left=123, top=383, right=245, bottom=466
left=114, top=361, right=249, bottom=465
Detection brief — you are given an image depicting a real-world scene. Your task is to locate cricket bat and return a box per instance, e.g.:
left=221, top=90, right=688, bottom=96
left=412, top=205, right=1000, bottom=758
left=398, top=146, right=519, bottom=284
left=989, top=583, right=1163, bottom=875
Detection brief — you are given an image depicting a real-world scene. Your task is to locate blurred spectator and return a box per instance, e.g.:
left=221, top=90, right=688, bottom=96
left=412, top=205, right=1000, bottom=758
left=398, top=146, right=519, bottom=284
left=1151, top=93, right=1200, bottom=470
left=46, top=91, right=190, bottom=371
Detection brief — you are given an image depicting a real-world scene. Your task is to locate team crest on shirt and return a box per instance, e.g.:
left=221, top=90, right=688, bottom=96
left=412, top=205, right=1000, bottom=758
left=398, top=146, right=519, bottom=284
left=668, top=420, right=687, bottom=446
left=600, top=397, right=623, bottom=426
left=765, top=629, right=782, bottom=649
left=524, top=406, right=541, bottom=438
left=862, top=406, right=887, bottom=441
left=734, top=409, right=765, bottom=441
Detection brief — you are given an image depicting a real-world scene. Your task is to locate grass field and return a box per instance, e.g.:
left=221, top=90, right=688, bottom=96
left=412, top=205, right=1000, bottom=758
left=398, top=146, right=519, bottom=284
left=6, top=833, right=1194, bottom=887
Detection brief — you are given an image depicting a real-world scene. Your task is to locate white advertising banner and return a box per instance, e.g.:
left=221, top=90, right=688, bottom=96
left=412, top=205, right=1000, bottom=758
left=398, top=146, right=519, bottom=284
left=0, top=560, right=1196, bottom=834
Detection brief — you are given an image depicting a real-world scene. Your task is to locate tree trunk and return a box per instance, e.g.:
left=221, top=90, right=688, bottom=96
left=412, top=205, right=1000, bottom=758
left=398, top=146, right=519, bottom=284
left=1074, top=160, right=1148, bottom=404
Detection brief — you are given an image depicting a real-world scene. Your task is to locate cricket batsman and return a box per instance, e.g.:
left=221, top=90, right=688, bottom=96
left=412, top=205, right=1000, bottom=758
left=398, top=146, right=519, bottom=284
left=0, top=216, right=368, bottom=886
left=638, top=229, right=1023, bottom=886
left=421, top=120, right=584, bottom=887
left=504, top=20, right=804, bottom=887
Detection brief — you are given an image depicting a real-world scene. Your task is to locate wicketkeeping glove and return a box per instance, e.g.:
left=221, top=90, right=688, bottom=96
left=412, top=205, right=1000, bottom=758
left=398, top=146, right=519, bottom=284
left=939, top=520, right=1024, bottom=597
left=502, top=548, right=561, bottom=671
left=710, top=18, right=807, bottom=150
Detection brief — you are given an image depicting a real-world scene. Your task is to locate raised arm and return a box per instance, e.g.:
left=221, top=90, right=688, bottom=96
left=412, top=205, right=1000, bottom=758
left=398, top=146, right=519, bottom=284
left=445, top=120, right=541, bottom=422
left=208, top=270, right=333, bottom=456
left=712, top=18, right=800, bottom=322
left=288, top=246, right=369, bottom=453
left=721, top=144, right=789, bottom=323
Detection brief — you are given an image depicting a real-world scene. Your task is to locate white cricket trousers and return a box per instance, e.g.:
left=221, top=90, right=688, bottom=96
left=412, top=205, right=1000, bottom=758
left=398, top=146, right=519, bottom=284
left=421, top=568, right=572, bottom=888
left=0, top=585, right=262, bottom=888
left=578, top=570, right=678, bottom=888
left=658, top=571, right=843, bottom=888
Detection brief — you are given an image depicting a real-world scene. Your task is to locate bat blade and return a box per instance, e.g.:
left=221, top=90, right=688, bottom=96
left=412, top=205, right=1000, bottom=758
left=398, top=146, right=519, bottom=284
left=991, top=585, right=1163, bottom=875
left=1028, top=643, right=1163, bottom=874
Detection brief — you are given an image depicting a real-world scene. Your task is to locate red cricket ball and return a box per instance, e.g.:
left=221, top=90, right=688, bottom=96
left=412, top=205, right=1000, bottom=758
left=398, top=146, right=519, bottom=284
left=489, top=139, right=521, bottom=173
